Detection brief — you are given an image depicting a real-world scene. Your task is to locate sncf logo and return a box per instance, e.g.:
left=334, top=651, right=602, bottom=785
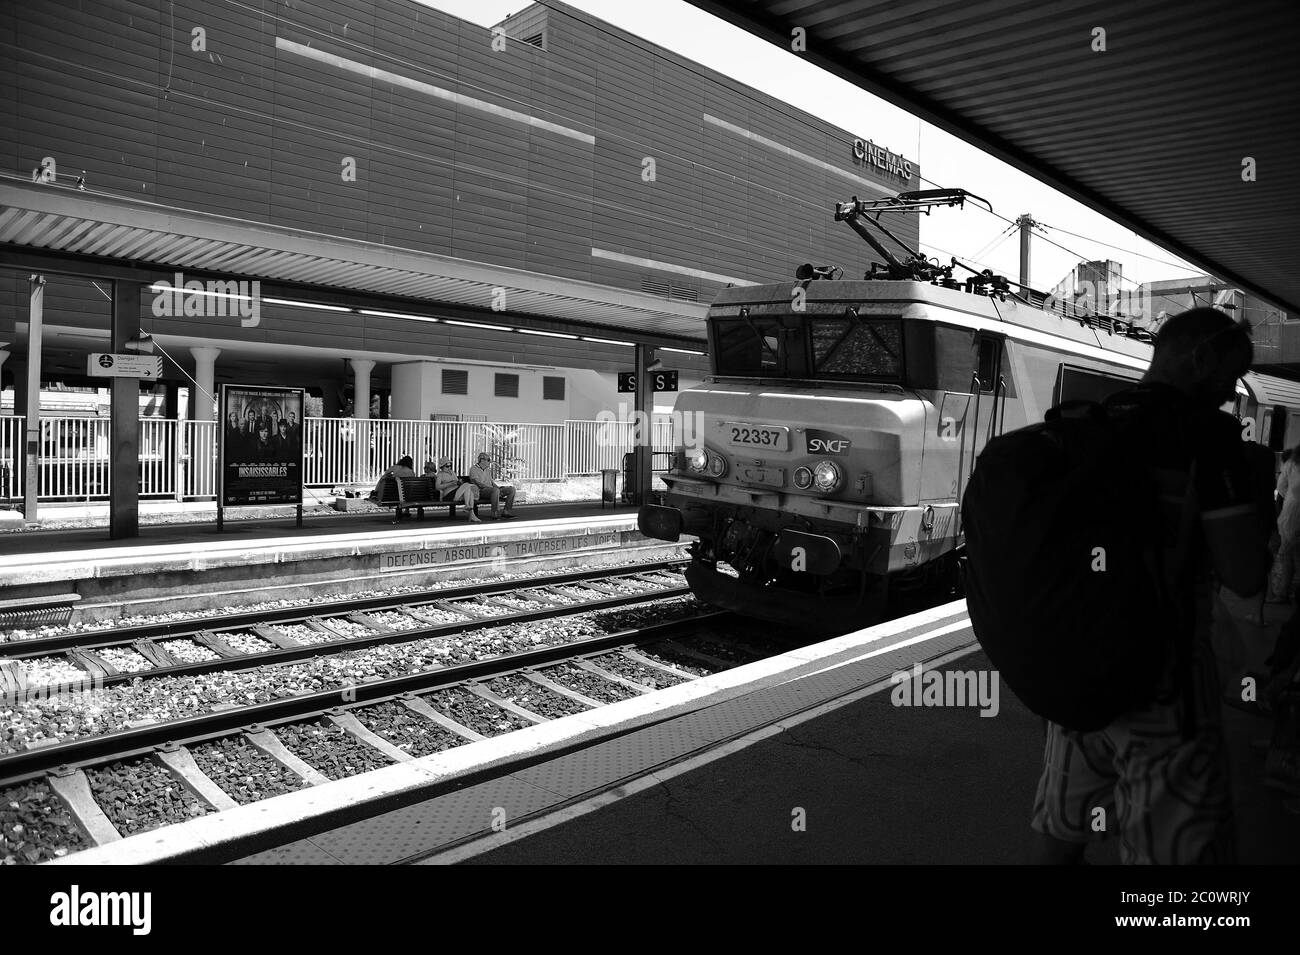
left=805, top=429, right=851, bottom=455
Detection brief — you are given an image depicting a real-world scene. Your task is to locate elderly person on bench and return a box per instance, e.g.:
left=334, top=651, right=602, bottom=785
left=468, top=452, right=516, bottom=520
left=432, top=456, right=481, bottom=523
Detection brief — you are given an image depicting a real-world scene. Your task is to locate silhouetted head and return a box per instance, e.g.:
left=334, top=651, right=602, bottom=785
left=1144, top=307, right=1252, bottom=408
left=398, top=455, right=414, bottom=469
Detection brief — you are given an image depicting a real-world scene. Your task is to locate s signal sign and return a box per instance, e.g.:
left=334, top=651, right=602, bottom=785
left=617, top=370, right=678, bottom=393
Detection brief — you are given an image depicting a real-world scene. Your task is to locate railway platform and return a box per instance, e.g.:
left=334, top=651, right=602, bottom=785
left=0, top=502, right=677, bottom=624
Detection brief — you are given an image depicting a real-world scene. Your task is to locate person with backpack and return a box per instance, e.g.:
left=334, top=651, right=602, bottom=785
left=1268, top=448, right=1300, bottom=602
left=963, top=307, right=1272, bottom=865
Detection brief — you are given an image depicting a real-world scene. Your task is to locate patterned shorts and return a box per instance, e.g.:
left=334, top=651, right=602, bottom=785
left=1030, top=696, right=1234, bottom=864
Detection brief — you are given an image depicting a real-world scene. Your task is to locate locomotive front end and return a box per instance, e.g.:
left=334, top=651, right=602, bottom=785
left=639, top=281, right=962, bottom=633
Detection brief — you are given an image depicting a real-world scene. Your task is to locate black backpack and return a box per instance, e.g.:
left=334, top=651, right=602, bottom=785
left=961, top=400, right=1187, bottom=732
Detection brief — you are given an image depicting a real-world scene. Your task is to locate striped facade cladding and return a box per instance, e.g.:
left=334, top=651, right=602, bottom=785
left=0, top=0, right=919, bottom=316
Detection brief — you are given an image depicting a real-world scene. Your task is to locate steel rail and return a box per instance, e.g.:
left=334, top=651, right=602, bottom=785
left=0, top=610, right=731, bottom=789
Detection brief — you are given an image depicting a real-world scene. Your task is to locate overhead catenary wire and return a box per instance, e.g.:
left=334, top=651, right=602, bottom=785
left=965, top=223, right=1017, bottom=266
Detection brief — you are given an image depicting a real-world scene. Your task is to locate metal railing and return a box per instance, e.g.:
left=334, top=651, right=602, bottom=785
left=564, top=418, right=675, bottom=474
left=0, top=415, right=677, bottom=503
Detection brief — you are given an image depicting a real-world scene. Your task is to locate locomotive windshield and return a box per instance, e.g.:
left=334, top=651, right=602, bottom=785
left=809, top=317, right=902, bottom=379
left=713, top=315, right=784, bottom=376
left=710, top=314, right=903, bottom=383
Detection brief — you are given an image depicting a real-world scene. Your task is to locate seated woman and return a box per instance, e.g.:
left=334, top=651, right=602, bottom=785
left=433, top=456, right=481, bottom=522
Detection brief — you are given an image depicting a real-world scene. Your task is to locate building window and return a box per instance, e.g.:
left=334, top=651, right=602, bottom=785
left=441, top=369, right=468, bottom=395
left=543, top=376, right=565, bottom=400
left=495, top=373, right=519, bottom=398
left=522, top=32, right=544, bottom=48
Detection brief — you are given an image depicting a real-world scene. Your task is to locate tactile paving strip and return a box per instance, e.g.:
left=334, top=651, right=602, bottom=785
left=275, top=775, right=566, bottom=865
left=232, top=838, right=343, bottom=865
left=510, top=721, right=721, bottom=797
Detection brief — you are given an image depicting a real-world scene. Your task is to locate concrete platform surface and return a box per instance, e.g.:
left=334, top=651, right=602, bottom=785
left=0, top=502, right=637, bottom=584
left=0, top=500, right=618, bottom=558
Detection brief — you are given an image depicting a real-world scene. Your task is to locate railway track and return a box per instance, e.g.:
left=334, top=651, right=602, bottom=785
left=0, top=562, right=691, bottom=701
left=1, top=604, right=782, bottom=864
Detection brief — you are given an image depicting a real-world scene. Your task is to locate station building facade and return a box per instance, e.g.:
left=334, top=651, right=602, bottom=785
left=0, top=0, right=919, bottom=498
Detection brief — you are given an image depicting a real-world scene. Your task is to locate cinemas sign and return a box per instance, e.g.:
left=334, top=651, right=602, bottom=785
left=852, top=138, right=914, bottom=181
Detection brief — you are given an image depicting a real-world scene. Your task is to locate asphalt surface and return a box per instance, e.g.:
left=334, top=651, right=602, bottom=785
left=468, top=650, right=1124, bottom=865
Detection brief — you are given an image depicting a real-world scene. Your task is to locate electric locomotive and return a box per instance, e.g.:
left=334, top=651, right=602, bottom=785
left=638, top=189, right=1300, bottom=633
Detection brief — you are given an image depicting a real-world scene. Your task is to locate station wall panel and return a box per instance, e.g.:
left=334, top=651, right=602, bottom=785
left=2, top=0, right=919, bottom=348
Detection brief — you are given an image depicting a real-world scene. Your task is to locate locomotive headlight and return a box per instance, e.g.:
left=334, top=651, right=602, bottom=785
left=706, top=453, right=728, bottom=478
left=686, top=448, right=708, bottom=472
left=812, top=459, right=842, bottom=492
left=793, top=466, right=813, bottom=489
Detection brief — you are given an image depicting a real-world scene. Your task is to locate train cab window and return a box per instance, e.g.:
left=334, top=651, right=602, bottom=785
left=713, top=316, right=785, bottom=376
left=976, top=337, right=998, bottom=393
left=808, top=317, right=903, bottom=380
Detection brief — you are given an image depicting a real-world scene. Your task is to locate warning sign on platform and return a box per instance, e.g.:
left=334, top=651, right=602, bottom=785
left=379, top=532, right=621, bottom=572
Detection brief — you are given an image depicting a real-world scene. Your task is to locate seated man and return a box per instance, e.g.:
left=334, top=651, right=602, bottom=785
left=468, top=452, right=516, bottom=519
left=433, top=456, right=480, bottom=522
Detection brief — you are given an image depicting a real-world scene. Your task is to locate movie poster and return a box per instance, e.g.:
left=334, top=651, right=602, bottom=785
left=219, top=384, right=305, bottom=506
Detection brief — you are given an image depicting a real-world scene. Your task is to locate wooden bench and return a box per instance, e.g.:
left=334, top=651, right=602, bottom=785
left=375, top=475, right=479, bottom=523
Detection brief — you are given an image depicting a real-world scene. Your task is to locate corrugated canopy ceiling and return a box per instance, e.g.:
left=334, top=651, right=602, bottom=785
left=684, top=0, right=1300, bottom=316
left=0, top=181, right=708, bottom=344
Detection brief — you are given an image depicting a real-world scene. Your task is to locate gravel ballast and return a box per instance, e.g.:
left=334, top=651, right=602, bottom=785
left=353, top=700, right=467, bottom=757
left=541, top=663, right=640, bottom=703
left=422, top=687, right=533, bottom=736
left=487, top=674, right=592, bottom=718
left=86, top=758, right=210, bottom=837
left=1, top=781, right=90, bottom=865
left=274, top=721, right=394, bottom=780
left=189, top=736, right=310, bottom=805
left=590, top=652, right=688, bottom=689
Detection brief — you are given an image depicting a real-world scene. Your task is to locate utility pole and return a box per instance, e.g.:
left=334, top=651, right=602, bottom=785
left=1015, top=214, right=1037, bottom=289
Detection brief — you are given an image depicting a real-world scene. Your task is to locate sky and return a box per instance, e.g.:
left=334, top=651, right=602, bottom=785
left=415, top=0, right=1207, bottom=297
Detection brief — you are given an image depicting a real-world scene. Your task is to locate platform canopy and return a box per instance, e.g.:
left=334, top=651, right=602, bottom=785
left=684, top=0, right=1300, bottom=316
left=0, top=180, right=707, bottom=346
